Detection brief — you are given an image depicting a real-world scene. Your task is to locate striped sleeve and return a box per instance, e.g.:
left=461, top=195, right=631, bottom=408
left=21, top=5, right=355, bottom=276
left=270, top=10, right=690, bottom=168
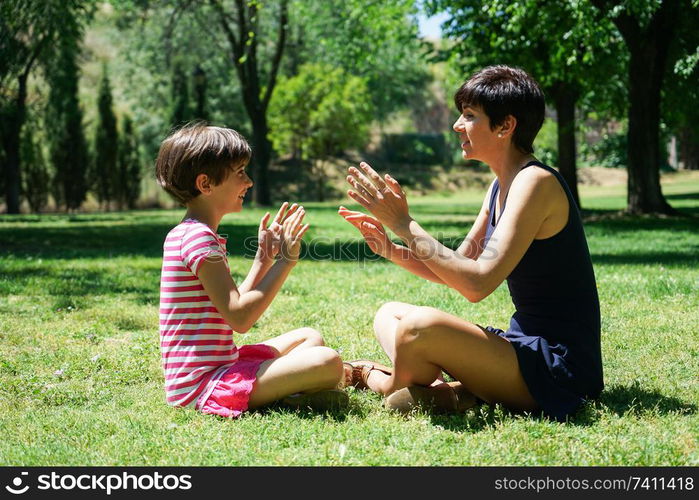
left=180, top=224, right=227, bottom=277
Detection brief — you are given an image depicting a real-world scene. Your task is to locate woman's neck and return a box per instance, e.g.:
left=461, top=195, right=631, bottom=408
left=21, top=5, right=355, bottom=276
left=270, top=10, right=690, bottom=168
left=489, top=149, right=537, bottom=193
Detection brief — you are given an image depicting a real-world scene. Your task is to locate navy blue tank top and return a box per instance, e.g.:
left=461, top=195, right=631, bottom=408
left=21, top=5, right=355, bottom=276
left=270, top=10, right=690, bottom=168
left=484, top=161, right=603, bottom=419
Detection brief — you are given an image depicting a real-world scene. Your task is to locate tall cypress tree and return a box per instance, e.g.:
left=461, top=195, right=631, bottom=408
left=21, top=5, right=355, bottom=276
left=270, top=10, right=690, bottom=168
left=170, top=61, right=190, bottom=127
left=117, top=114, right=141, bottom=210
left=93, top=64, right=118, bottom=210
left=46, top=35, right=89, bottom=211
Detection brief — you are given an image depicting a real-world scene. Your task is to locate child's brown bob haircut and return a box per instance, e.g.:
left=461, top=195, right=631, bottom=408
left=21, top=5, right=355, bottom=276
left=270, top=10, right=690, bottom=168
left=454, top=65, right=545, bottom=154
left=155, top=124, right=252, bottom=205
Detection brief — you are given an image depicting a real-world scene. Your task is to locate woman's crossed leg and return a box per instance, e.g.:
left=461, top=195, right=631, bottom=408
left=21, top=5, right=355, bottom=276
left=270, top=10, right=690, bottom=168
left=369, top=302, right=537, bottom=411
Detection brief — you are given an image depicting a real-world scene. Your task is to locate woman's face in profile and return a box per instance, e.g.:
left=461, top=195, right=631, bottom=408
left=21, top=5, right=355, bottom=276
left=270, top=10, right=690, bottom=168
left=453, top=105, right=498, bottom=162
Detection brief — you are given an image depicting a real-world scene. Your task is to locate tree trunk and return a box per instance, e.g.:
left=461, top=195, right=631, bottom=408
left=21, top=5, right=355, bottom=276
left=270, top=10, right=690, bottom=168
left=626, top=42, right=674, bottom=214
left=553, top=89, right=580, bottom=208
left=247, top=103, right=272, bottom=206
left=678, top=127, right=699, bottom=170
left=2, top=73, right=28, bottom=214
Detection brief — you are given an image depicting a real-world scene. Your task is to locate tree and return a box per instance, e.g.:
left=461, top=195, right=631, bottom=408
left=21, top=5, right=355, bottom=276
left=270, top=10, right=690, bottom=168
left=20, top=125, right=49, bottom=213
left=207, top=0, right=289, bottom=206
left=0, top=1, right=90, bottom=213
left=291, top=0, right=429, bottom=121
left=46, top=35, right=90, bottom=211
left=92, top=64, right=119, bottom=209
left=589, top=0, right=696, bottom=214
left=192, top=65, right=208, bottom=121
left=117, top=114, right=142, bottom=209
left=269, top=64, right=372, bottom=201
left=429, top=0, right=625, bottom=208
left=170, top=60, right=190, bottom=127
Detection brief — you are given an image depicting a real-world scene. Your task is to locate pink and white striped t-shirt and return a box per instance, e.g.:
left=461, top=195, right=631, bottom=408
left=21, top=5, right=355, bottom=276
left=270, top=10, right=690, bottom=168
left=159, top=219, right=239, bottom=408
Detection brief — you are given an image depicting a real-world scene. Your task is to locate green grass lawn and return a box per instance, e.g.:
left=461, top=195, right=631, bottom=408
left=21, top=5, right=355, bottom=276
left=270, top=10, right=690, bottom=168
left=1, top=171, right=698, bottom=466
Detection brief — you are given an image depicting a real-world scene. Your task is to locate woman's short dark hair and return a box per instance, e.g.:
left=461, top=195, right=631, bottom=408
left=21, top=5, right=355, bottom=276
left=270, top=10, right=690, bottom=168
left=454, top=65, right=545, bottom=154
left=155, top=123, right=252, bottom=204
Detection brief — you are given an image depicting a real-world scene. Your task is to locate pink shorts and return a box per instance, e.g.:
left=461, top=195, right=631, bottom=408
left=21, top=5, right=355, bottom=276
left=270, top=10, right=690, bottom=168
left=198, top=344, right=277, bottom=418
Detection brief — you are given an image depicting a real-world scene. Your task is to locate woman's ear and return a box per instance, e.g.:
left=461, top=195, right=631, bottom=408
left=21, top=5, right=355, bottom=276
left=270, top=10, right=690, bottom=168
left=195, top=173, right=212, bottom=195
left=498, top=115, right=517, bottom=138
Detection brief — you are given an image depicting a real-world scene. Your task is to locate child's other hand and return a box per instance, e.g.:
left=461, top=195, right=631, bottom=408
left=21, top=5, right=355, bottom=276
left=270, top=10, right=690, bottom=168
left=258, top=202, right=299, bottom=263
left=338, top=206, right=393, bottom=259
left=280, top=205, right=309, bottom=263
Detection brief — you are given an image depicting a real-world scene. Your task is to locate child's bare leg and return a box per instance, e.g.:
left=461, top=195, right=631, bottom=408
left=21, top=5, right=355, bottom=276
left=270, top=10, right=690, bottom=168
left=260, top=327, right=324, bottom=356
left=247, top=346, right=344, bottom=408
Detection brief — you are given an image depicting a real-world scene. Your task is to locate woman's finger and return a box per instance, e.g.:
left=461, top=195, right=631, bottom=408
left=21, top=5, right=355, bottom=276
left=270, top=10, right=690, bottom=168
left=359, top=162, right=387, bottom=191
left=347, top=174, right=375, bottom=200
left=384, top=174, right=405, bottom=196
left=345, top=213, right=381, bottom=225
left=347, top=190, right=371, bottom=210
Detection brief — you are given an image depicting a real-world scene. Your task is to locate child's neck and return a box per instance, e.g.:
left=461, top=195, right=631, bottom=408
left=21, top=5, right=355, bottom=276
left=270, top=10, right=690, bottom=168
left=184, top=201, right=222, bottom=232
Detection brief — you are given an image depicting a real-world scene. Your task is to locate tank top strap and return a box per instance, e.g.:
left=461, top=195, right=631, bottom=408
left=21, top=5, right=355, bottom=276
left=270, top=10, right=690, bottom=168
left=489, top=179, right=500, bottom=226
left=521, top=160, right=578, bottom=214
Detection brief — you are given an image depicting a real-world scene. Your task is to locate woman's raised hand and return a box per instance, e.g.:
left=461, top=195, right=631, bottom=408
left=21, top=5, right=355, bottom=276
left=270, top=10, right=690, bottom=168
left=338, top=206, right=394, bottom=259
left=257, top=202, right=299, bottom=263
left=280, top=205, right=310, bottom=262
left=345, top=162, right=411, bottom=233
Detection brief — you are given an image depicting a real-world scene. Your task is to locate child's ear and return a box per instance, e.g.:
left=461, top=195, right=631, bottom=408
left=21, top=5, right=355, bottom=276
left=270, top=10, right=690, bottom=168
left=195, top=174, right=212, bottom=195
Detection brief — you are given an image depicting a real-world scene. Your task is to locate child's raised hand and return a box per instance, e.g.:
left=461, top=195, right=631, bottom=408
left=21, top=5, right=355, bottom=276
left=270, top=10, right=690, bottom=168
left=338, top=206, right=393, bottom=259
left=258, top=202, right=299, bottom=262
left=280, top=205, right=309, bottom=262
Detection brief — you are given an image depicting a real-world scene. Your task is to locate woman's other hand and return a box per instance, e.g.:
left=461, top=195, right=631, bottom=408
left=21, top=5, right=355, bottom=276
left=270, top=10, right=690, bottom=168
left=338, top=206, right=394, bottom=259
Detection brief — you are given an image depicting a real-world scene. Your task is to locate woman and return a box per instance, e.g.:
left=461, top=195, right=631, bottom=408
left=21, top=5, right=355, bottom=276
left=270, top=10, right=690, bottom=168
left=340, top=65, right=603, bottom=420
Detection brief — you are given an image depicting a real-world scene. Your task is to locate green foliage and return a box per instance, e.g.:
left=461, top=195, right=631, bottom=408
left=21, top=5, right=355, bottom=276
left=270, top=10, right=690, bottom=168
left=92, top=65, right=119, bottom=207
left=292, top=0, right=430, bottom=121
left=20, top=126, right=49, bottom=213
left=269, top=63, right=372, bottom=200
left=45, top=36, right=90, bottom=211
left=269, top=63, right=372, bottom=161
left=381, top=134, right=451, bottom=165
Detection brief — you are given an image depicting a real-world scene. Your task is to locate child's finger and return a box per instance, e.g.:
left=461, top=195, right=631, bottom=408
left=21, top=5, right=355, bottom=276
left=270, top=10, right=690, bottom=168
left=259, top=212, right=271, bottom=231
left=283, top=203, right=299, bottom=221
left=295, top=223, right=310, bottom=241
left=273, top=202, right=289, bottom=225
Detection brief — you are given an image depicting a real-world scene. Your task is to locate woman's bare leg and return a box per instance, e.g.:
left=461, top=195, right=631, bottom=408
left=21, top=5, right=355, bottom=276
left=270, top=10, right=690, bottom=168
left=372, top=301, right=418, bottom=362
left=366, top=306, right=537, bottom=412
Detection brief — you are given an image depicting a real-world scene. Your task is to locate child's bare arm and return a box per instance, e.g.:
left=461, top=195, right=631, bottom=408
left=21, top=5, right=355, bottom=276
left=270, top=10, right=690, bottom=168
left=238, top=203, right=299, bottom=294
left=198, top=208, right=309, bottom=333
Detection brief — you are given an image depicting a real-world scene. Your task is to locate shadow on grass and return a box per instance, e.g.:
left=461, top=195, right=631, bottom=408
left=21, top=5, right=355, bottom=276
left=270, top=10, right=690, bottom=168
left=583, top=383, right=695, bottom=420
left=423, top=382, right=696, bottom=433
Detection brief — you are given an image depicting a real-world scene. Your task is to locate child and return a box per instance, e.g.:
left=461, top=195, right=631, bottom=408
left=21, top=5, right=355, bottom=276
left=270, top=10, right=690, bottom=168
left=155, top=124, right=347, bottom=418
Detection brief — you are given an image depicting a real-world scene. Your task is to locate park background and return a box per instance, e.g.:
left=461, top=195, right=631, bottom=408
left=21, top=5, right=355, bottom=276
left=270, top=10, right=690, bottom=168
left=1, top=0, right=697, bottom=465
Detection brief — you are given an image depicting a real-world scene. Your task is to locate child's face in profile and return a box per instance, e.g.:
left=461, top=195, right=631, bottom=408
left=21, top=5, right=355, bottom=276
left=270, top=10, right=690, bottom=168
left=210, top=162, right=253, bottom=213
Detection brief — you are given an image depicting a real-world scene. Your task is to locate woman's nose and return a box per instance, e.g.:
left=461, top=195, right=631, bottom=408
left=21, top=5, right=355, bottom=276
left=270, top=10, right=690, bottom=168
left=453, top=116, right=464, bottom=132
